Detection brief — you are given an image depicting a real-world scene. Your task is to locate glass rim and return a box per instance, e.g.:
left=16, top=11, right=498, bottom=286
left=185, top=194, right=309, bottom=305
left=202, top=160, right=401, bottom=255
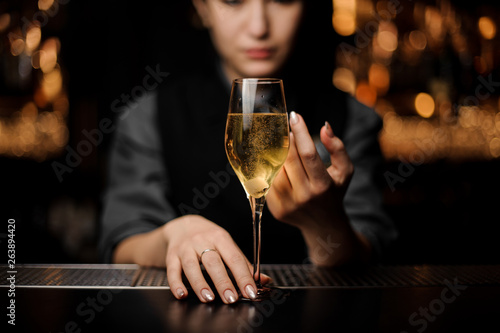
left=233, top=78, right=282, bottom=84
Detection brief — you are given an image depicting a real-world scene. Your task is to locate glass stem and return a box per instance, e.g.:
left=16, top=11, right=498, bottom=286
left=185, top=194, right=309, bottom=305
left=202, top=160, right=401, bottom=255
left=249, top=195, right=266, bottom=288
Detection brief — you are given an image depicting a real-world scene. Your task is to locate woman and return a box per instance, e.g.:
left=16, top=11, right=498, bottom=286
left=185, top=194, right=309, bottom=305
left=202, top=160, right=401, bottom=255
left=99, top=0, right=397, bottom=304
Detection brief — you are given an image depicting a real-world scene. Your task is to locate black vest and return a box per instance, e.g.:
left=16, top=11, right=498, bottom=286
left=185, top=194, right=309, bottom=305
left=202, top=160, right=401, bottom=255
left=156, top=67, right=347, bottom=264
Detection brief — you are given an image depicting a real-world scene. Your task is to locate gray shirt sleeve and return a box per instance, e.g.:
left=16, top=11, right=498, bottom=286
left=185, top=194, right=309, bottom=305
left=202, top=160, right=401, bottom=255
left=98, top=92, right=177, bottom=263
left=342, top=97, right=398, bottom=259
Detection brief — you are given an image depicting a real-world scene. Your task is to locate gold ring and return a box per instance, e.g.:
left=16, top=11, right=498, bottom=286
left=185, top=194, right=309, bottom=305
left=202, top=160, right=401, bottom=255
left=199, top=248, right=218, bottom=263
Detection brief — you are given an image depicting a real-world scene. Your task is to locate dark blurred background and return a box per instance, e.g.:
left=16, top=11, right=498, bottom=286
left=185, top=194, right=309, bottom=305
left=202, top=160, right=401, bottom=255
left=0, top=0, right=499, bottom=265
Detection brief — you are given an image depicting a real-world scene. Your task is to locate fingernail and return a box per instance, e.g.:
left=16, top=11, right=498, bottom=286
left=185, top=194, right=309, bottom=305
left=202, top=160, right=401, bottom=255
left=224, top=289, right=237, bottom=304
left=290, top=111, right=299, bottom=125
left=201, top=289, right=214, bottom=302
left=325, top=121, right=334, bottom=138
left=176, top=288, right=185, bottom=298
left=245, top=285, right=257, bottom=300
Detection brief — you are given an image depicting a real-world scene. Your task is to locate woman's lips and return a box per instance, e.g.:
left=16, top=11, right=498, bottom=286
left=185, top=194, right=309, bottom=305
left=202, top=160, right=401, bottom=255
left=245, top=48, right=273, bottom=59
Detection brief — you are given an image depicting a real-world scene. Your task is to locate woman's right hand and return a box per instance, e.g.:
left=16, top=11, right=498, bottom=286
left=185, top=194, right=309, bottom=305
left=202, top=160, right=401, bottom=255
left=163, top=215, right=268, bottom=303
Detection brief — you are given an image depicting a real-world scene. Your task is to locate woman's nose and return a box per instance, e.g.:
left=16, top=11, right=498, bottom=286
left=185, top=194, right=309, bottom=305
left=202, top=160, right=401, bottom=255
left=246, top=1, right=269, bottom=39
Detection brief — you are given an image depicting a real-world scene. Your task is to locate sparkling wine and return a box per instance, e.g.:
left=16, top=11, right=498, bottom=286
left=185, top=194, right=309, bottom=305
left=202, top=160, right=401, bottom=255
left=225, top=113, right=289, bottom=198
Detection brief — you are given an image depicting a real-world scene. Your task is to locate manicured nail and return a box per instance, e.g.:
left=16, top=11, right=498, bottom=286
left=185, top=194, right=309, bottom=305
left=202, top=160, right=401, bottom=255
left=290, top=111, right=299, bottom=125
left=245, top=285, right=257, bottom=300
left=176, top=288, right=185, bottom=298
left=201, top=289, right=214, bottom=302
left=224, top=289, right=237, bottom=304
left=325, top=121, right=334, bottom=138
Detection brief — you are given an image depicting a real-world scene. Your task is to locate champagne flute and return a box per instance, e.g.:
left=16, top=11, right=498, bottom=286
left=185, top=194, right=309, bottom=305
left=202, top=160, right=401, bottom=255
left=225, top=78, right=290, bottom=300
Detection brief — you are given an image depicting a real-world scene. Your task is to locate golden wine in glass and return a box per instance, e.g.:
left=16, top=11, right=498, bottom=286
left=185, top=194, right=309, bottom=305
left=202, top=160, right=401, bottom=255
left=225, top=78, right=289, bottom=300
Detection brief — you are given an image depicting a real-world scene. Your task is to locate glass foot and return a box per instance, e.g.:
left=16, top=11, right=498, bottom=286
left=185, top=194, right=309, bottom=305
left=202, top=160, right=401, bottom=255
left=254, top=285, right=272, bottom=300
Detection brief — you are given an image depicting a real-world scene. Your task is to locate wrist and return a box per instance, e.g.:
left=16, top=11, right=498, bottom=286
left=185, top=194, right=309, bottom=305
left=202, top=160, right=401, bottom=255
left=298, top=210, right=366, bottom=267
left=297, top=205, right=349, bottom=238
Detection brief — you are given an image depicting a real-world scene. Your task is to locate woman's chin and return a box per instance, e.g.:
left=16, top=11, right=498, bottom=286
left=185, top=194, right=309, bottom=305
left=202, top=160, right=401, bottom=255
left=238, top=62, right=281, bottom=79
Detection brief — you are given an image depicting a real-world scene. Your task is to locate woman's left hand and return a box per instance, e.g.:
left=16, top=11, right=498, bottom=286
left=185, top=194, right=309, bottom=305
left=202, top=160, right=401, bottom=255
left=266, top=111, right=363, bottom=265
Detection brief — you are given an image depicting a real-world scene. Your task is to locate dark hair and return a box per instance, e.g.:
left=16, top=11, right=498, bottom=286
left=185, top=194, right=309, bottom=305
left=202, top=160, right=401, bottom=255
left=284, top=1, right=338, bottom=84
left=153, top=1, right=338, bottom=82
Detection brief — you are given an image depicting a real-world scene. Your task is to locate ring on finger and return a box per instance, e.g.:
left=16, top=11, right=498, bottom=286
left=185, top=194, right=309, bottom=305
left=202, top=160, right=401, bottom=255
left=199, top=248, right=219, bottom=263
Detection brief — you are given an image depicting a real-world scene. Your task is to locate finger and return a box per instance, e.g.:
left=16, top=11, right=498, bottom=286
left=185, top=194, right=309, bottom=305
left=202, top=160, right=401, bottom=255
left=180, top=250, right=215, bottom=303
left=217, top=241, right=258, bottom=300
left=200, top=249, right=239, bottom=304
left=267, top=167, right=291, bottom=206
left=240, top=255, right=273, bottom=285
left=266, top=167, right=294, bottom=223
left=320, top=122, right=353, bottom=183
left=166, top=254, right=188, bottom=300
left=266, top=185, right=285, bottom=220
left=261, top=273, right=273, bottom=285
left=289, top=111, right=329, bottom=181
left=271, top=161, right=292, bottom=193
left=245, top=261, right=273, bottom=285
left=282, top=131, right=309, bottom=188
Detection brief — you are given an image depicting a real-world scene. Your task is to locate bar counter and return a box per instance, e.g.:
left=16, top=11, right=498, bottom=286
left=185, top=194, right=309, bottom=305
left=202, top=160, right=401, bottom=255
left=2, top=264, right=499, bottom=332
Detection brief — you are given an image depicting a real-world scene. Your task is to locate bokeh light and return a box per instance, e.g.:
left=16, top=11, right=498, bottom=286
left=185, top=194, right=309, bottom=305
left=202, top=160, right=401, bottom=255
left=42, top=67, right=63, bottom=102
left=478, top=16, right=496, bottom=40
left=373, top=21, right=398, bottom=61
left=10, top=38, right=25, bottom=56
left=383, top=112, right=403, bottom=136
left=0, top=13, right=67, bottom=161
left=26, top=25, right=42, bottom=53
left=425, top=6, right=444, bottom=45
left=368, top=63, right=390, bottom=95
left=40, top=38, right=60, bottom=73
left=333, top=67, right=356, bottom=95
left=489, top=138, right=500, bottom=158
left=409, top=30, right=427, bottom=50
left=414, top=93, right=435, bottom=118
left=332, top=0, right=357, bottom=36
left=495, top=111, right=500, bottom=132
left=38, top=0, right=55, bottom=11
left=356, top=81, right=377, bottom=107
left=0, top=13, right=10, bottom=32
left=377, top=30, right=398, bottom=52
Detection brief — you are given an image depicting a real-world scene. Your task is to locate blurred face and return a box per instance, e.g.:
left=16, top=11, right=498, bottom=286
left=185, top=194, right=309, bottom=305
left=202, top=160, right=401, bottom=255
left=193, top=0, right=304, bottom=81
